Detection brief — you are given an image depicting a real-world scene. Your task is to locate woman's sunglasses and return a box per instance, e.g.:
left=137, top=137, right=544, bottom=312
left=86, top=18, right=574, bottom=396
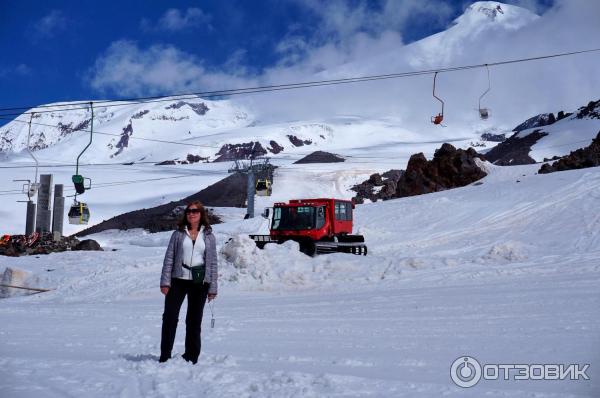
left=185, top=208, right=201, bottom=214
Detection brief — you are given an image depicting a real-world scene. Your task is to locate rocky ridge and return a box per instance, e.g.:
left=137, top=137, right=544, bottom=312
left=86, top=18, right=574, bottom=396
left=539, top=131, right=600, bottom=174
left=352, top=144, right=485, bottom=203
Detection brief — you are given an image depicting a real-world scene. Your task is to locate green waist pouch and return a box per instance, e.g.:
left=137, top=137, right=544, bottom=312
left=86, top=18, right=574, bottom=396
left=183, top=264, right=205, bottom=284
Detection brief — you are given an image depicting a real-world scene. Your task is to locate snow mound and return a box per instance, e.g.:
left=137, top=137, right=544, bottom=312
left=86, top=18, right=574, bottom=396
left=219, top=234, right=412, bottom=291
left=221, top=235, right=314, bottom=289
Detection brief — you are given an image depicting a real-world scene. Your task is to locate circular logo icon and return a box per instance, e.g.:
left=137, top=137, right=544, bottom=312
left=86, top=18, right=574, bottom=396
left=450, top=356, right=482, bottom=388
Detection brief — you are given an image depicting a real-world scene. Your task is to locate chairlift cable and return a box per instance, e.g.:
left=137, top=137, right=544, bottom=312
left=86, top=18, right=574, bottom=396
left=0, top=48, right=598, bottom=118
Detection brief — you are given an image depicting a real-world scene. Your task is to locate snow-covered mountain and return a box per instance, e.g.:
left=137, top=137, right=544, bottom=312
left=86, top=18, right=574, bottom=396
left=1, top=1, right=599, bottom=165
left=0, top=98, right=254, bottom=162
left=1, top=96, right=423, bottom=164
left=407, top=1, right=539, bottom=66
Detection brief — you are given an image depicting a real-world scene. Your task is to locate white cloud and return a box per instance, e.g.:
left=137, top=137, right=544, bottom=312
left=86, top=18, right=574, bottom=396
left=88, top=1, right=600, bottom=128
left=293, top=0, right=453, bottom=42
left=33, top=10, right=67, bottom=39
left=141, top=8, right=212, bottom=32
left=88, top=40, right=252, bottom=97
left=247, top=0, right=600, bottom=125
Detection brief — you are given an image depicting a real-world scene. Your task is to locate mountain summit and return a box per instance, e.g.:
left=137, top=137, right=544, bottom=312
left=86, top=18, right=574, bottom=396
left=453, top=1, right=539, bottom=29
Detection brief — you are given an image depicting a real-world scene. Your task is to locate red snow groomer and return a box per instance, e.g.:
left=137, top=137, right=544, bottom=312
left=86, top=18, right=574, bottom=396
left=250, top=198, right=367, bottom=256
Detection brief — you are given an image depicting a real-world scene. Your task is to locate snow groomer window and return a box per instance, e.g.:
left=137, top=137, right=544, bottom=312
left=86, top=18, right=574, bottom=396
left=335, top=201, right=350, bottom=220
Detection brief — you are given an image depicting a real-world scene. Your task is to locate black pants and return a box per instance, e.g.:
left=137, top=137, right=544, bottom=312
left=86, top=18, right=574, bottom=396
left=160, top=278, right=209, bottom=363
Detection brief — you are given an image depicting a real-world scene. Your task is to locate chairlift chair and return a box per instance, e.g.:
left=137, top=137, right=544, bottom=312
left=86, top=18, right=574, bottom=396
left=478, top=65, right=491, bottom=120
left=27, top=182, right=39, bottom=198
left=68, top=201, right=91, bottom=225
left=68, top=102, right=94, bottom=225
left=255, top=178, right=272, bottom=196
left=431, top=72, right=444, bottom=125
left=72, top=174, right=91, bottom=195
left=479, top=108, right=490, bottom=120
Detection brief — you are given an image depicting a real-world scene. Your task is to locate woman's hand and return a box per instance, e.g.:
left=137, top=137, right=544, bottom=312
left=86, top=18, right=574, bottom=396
left=207, top=293, right=217, bottom=302
left=160, top=286, right=169, bottom=296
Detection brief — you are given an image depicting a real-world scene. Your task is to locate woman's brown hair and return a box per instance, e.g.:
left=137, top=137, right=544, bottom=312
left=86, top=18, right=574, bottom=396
left=177, top=201, right=210, bottom=231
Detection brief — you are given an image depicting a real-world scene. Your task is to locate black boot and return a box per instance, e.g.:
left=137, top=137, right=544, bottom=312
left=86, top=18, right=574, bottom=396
left=159, top=353, right=171, bottom=363
left=181, top=353, right=197, bottom=364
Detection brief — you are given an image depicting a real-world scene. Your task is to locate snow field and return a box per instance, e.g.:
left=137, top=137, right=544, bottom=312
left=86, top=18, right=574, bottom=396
left=1, top=162, right=599, bottom=397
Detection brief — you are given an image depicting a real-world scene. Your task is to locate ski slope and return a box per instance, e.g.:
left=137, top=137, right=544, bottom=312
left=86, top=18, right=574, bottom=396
left=1, top=162, right=598, bottom=397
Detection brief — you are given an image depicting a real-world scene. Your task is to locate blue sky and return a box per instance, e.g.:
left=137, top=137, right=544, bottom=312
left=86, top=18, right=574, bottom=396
left=0, top=0, right=554, bottom=114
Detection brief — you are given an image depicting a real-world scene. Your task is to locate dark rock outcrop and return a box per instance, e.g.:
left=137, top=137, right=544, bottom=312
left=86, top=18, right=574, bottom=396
left=151, top=115, right=189, bottom=121
left=267, top=140, right=284, bottom=154
left=352, top=144, right=485, bottom=203
left=131, top=110, right=149, bottom=119
left=0, top=233, right=84, bottom=257
left=351, top=170, right=403, bottom=204
left=31, top=133, right=48, bottom=150
left=166, top=101, right=188, bottom=110
left=513, top=113, right=556, bottom=133
left=58, top=119, right=91, bottom=137
left=556, top=111, right=572, bottom=121
left=213, top=142, right=267, bottom=162
left=287, top=135, right=312, bottom=147
left=165, top=101, right=209, bottom=116
left=155, top=160, right=177, bottom=165
left=112, top=120, right=133, bottom=157
left=185, top=154, right=209, bottom=164
left=539, top=131, right=600, bottom=174
left=575, top=100, right=600, bottom=120
left=294, top=151, right=345, bottom=164
left=188, top=102, right=209, bottom=116
left=73, top=239, right=103, bottom=251
left=481, top=132, right=506, bottom=142
left=395, top=145, right=486, bottom=198
left=483, top=130, right=548, bottom=165
left=154, top=154, right=210, bottom=165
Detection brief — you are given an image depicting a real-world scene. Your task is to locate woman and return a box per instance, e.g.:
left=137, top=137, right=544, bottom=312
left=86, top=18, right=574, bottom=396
left=159, top=201, right=218, bottom=364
